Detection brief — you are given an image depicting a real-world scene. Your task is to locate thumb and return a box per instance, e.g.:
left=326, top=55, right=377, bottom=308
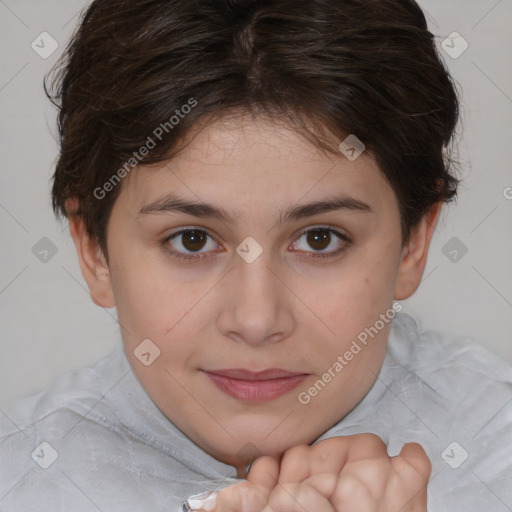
left=246, top=454, right=280, bottom=489
left=210, top=455, right=280, bottom=512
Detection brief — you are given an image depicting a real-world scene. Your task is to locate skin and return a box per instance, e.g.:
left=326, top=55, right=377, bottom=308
left=213, top=434, right=431, bottom=512
left=67, top=113, right=441, bottom=482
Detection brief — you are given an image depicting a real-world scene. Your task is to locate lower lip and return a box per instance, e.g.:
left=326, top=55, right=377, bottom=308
left=204, top=372, right=309, bottom=402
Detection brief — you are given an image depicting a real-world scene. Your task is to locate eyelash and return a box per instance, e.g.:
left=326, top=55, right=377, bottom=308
left=162, top=226, right=352, bottom=263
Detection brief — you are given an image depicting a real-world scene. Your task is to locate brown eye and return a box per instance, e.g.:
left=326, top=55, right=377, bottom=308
left=292, top=227, right=350, bottom=259
left=306, top=229, right=331, bottom=251
left=180, top=229, right=208, bottom=252
left=164, top=226, right=350, bottom=264
left=164, top=228, right=220, bottom=262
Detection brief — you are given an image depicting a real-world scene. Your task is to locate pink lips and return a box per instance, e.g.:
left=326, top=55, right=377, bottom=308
left=203, top=368, right=309, bottom=402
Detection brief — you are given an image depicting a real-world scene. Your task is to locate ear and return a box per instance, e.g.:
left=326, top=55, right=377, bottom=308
left=65, top=198, right=116, bottom=308
left=394, top=201, right=443, bottom=300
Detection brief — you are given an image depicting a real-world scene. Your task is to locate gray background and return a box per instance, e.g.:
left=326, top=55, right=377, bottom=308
left=1, top=0, right=511, bottom=409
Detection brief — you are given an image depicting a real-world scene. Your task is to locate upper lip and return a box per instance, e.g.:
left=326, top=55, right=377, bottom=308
left=203, top=368, right=307, bottom=381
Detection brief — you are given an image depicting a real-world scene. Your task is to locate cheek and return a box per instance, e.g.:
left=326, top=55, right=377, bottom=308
left=317, top=254, right=398, bottom=332
left=301, top=239, right=398, bottom=369
left=111, top=254, right=213, bottom=367
left=109, top=250, right=174, bottom=337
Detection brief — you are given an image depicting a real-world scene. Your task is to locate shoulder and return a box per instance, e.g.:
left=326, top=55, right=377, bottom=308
left=389, top=311, right=512, bottom=384
left=1, top=342, right=126, bottom=437
left=386, top=311, right=512, bottom=433
left=0, top=343, right=129, bottom=508
left=387, top=312, right=512, bottom=510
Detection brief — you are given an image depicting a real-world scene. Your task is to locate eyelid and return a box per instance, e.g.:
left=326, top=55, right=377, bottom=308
left=292, top=224, right=350, bottom=241
left=290, top=225, right=351, bottom=258
left=163, top=226, right=220, bottom=256
left=167, top=225, right=218, bottom=242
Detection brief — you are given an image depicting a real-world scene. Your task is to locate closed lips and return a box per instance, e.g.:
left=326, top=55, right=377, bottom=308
left=203, top=368, right=308, bottom=380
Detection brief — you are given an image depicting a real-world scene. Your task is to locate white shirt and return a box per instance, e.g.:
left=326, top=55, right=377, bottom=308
left=1, top=312, right=511, bottom=511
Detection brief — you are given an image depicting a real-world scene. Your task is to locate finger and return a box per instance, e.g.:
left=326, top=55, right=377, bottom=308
left=212, top=456, right=280, bottom=512
left=277, top=438, right=351, bottom=485
left=329, top=472, right=379, bottom=511
left=262, top=481, right=336, bottom=512
left=328, top=448, right=392, bottom=511
left=344, top=433, right=389, bottom=462
left=386, top=443, right=431, bottom=511
left=246, top=455, right=280, bottom=490
left=214, top=482, right=263, bottom=512
left=277, top=444, right=311, bottom=483
left=302, top=472, right=339, bottom=499
left=308, top=437, right=350, bottom=477
left=393, top=442, right=432, bottom=481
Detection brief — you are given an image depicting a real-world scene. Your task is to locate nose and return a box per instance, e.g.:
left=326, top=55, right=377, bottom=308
left=217, top=250, right=295, bottom=347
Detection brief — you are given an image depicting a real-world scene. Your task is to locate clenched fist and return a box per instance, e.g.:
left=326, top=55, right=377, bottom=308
left=191, top=434, right=431, bottom=512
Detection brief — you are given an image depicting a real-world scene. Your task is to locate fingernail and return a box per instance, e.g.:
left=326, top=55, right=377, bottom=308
left=183, top=490, right=217, bottom=511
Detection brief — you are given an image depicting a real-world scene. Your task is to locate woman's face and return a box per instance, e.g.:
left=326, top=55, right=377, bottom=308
left=91, top=114, right=418, bottom=475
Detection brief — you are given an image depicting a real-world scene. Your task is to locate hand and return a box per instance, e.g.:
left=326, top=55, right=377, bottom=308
left=261, top=434, right=431, bottom=512
left=192, top=433, right=431, bottom=512
left=204, top=455, right=280, bottom=512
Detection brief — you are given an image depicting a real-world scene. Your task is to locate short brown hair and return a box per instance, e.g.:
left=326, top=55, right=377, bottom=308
left=46, top=0, right=461, bottom=262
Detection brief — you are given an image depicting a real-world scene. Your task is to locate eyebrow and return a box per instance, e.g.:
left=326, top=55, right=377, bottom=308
left=136, top=193, right=374, bottom=225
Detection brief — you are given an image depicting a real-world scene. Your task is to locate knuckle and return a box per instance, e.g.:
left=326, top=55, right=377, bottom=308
left=358, top=433, right=387, bottom=450
left=332, top=473, right=375, bottom=506
left=346, top=433, right=388, bottom=461
left=267, top=484, right=297, bottom=510
left=353, top=457, right=391, bottom=480
left=311, top=436, right=346, bottom=457
left=393, top=450, right=432, bottom=483
left=392, top=443, right=432, bottom=483
left=296, top=483, right=323, bottom=508
left=280, top=444, right=310, bottom=468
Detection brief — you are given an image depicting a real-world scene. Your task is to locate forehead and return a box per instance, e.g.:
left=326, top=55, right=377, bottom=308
left=117, top=114, right=396, bottom=220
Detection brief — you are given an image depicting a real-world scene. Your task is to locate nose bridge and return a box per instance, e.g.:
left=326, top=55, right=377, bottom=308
left=236, top=248, right=275, bottom=297
left=219, top=245, right=292, bottom=345
left=235, top=234, right=278, bottom=296
left=236, top=250, right=279, bottom=313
